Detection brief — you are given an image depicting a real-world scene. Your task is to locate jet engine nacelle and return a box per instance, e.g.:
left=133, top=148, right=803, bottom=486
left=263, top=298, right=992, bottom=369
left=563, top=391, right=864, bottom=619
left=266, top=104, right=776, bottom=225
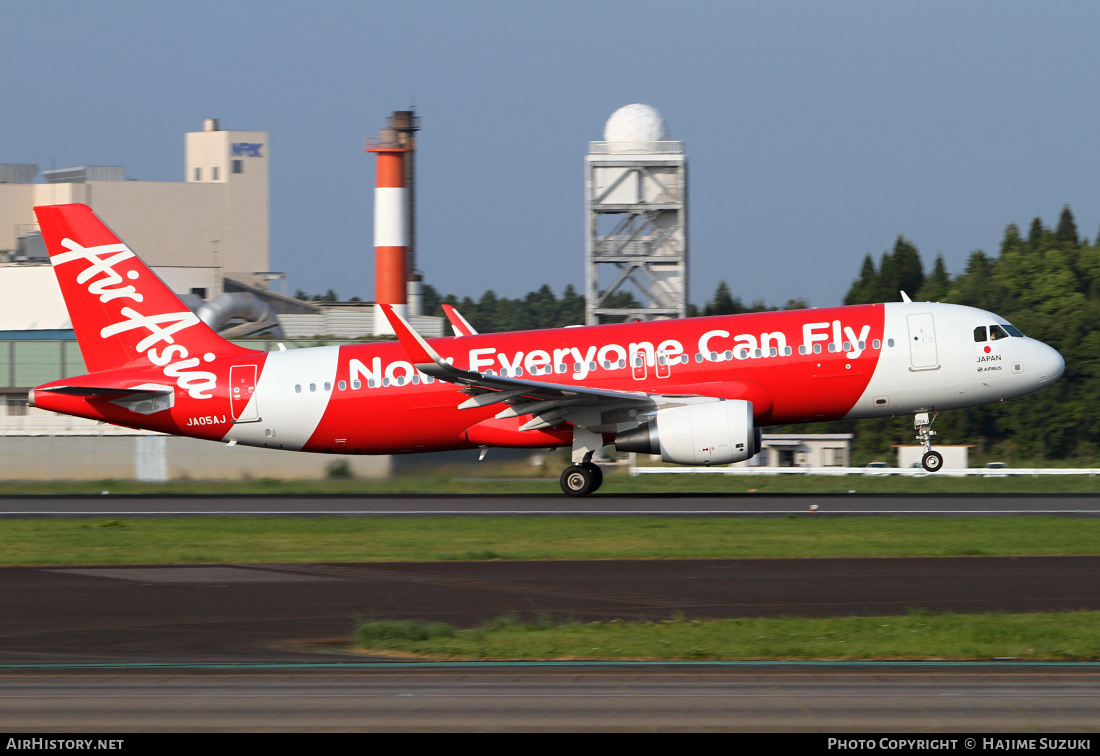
left=614, top=400, right=756, bottom=465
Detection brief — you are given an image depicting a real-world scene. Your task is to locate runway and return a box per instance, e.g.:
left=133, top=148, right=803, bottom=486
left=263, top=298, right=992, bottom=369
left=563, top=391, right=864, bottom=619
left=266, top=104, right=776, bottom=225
left=4, top=494, right=1100, bottom=730
left=2, top=492, right=1100, bottom=517
left=2, top=666, right=1099, bottom=732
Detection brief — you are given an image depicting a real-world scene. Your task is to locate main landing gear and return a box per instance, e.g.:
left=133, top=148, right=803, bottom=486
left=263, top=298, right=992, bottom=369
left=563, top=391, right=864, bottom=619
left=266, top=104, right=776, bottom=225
left=560, top=455, right=603, bottom=497
left=914, top=411, right=943, bottom=472
left=560, top=426, right=606, bottom=496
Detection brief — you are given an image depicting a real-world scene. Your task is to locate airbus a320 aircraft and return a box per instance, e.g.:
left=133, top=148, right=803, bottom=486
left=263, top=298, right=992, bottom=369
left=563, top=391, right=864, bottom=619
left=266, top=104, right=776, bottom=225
left=29, top=204, right=1064, bottom=495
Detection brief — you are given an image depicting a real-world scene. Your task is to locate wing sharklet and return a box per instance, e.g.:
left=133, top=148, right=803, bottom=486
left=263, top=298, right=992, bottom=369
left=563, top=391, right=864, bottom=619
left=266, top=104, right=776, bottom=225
left=442, top=304, right=479, bottom=336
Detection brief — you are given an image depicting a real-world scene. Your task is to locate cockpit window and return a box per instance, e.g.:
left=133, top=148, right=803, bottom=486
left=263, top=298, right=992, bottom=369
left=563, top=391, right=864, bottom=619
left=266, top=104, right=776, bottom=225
left=1003, top=324, right=1023, bottom=337
left=989, top=324, right=1010, bottom=341
left=974, top=326, right=987, bottom=343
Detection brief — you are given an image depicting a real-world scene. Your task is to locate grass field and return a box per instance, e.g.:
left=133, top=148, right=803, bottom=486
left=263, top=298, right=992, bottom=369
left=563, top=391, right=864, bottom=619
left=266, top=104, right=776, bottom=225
left=352, top=611, right=1100, bottom=661
left=1, top=515, right=1098, bottom=565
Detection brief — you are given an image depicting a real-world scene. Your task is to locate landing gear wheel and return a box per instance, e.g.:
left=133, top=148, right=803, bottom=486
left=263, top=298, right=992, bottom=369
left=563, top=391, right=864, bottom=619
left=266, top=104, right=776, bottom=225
left=582, top=462, right=603, bottom=492
left=922, top=451, right=943, bottom=473
left=560, top=465, right=596, bottom=497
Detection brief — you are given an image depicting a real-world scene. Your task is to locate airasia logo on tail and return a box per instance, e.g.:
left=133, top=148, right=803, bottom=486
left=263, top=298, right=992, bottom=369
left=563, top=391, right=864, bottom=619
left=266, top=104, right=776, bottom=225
left=52, top=238, right=218, bottom=399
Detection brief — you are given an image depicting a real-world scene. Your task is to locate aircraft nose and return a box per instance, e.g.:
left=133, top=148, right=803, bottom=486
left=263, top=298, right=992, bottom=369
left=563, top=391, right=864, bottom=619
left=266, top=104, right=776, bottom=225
left=1034, top=341, right=1064, bottom=387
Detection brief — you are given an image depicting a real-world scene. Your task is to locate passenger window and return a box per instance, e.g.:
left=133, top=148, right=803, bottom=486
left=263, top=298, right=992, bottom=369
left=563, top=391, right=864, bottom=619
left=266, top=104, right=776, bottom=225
left=974, top=326, right=987, bottom=342
left=990, top=325, right=1010, bottom=341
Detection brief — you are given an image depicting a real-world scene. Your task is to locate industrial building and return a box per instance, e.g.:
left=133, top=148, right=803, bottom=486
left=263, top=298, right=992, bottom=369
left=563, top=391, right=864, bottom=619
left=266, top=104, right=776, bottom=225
left=1, top=119, right=272, bottom=297
left=0, top=115, right=443, bottom=480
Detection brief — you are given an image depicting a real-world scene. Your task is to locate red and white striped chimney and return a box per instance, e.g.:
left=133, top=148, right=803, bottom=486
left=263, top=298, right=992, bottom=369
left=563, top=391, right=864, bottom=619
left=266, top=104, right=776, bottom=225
left=367, top=143, right=410, bottom=334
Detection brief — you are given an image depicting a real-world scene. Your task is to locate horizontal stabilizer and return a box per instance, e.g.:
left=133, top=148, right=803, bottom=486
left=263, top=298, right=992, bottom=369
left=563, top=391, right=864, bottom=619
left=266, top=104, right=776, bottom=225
left=30, top=382, right=175, bottom=415
left=37, top=385, right=171, bottom=398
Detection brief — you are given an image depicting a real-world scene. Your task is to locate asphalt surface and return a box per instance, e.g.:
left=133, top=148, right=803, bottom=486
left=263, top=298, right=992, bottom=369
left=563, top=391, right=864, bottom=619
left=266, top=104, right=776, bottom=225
left=2, top=492, right=1100, bottom=517
left=4, top=556, right=1100, bottom=665
left=2, top=667, right=1099, bottom=732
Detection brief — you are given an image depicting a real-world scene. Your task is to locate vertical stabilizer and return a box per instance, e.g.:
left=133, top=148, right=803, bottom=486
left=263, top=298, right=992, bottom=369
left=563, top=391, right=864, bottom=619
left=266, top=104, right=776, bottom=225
left=34, top=203, right=248, bottom=373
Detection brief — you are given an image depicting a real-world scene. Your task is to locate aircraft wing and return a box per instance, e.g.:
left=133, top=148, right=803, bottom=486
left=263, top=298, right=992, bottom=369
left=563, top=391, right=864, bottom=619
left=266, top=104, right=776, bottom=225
left=380, top=304, right=705, bottom=431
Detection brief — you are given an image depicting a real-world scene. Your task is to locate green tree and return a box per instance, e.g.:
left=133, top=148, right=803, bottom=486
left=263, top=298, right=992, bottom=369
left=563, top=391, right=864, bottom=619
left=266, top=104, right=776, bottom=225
left=420, top=283, right=442, bottom=314
left=1056, top=205, right=1079, bottom=248
left=704, top=280, right=743, bottom=316
left=916, top=255, right=950, bottom=302
left=1028, top=217, right=1044, bottom=248
left=883, top=236, right=924, bottom=300
left=844, top=254, right=880, bottom=305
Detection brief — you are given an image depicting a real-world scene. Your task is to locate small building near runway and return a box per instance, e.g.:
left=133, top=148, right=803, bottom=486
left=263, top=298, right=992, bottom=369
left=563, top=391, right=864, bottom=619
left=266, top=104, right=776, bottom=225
left=732, top=433, right=855, bottom=468
left=895, top=445, right=971, bottom=470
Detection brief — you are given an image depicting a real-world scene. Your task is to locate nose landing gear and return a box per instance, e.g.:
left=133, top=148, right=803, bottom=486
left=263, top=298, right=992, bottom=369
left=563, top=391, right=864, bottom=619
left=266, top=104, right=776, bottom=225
left=915, top=411, right=943, bottom=472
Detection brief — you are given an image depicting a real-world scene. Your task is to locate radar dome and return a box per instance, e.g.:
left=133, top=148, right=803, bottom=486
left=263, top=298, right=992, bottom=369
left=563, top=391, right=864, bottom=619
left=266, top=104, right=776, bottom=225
left=603, top=104, right=667, bottom=143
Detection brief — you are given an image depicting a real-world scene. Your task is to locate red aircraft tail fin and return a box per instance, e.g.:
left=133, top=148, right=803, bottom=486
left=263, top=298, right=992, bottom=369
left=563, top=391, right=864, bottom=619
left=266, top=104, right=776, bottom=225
left=34, top=203, right=247, bottom=373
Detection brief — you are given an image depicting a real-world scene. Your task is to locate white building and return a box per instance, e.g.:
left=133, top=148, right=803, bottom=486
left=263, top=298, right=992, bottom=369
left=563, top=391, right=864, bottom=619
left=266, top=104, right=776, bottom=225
left=895, top=445, right=971, bottom=470
left=727, top=433, right=855, bottom=468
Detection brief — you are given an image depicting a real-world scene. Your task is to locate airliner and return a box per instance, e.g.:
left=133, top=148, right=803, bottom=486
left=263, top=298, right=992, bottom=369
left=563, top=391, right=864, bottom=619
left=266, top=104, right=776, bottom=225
left=28, top=204, right=1064, bottom=495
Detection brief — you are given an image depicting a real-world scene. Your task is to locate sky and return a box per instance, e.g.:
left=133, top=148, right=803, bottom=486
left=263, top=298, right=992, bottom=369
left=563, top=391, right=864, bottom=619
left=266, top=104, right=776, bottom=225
left=4, top=0, right=1100, bottom=310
